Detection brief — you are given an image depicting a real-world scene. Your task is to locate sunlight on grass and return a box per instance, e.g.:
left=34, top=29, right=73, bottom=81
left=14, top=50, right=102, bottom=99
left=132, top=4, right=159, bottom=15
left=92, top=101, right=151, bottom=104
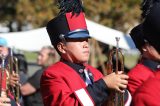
left=124, top=54, right=140, bottom=69
left=24, top=51, right=38, bottom=63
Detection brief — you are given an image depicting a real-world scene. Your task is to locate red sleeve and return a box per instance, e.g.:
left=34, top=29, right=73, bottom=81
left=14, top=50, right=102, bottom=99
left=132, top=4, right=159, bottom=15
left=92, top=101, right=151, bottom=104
left=40, top=70, right=80, bottom=106
left=127, top=64, right=155, bottom=96
left=132, top=78, right=160, bottom=106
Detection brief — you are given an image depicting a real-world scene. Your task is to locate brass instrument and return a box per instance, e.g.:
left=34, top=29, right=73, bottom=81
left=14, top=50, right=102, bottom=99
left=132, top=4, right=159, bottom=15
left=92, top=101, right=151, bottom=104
left=106, top=37, right=125, bottom=106
left=0, top=49, right=20, bottom=103
left=14, top=57, right=20, bottom=102
left=8, top=49, right=20, bottom=103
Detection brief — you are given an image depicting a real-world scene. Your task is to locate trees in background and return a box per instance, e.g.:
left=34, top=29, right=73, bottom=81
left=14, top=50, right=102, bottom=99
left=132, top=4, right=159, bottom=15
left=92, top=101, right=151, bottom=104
left=0, top=0, right=58, bottom=31
left=84, top=0, right=141, bottom=32
left=0, top=0, right=141, bottom=32
left=0, top=0, right=18, bottom=31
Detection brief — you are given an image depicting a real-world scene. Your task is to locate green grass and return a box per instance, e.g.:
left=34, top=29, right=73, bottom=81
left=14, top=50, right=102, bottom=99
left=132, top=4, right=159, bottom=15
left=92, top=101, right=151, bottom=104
left=24, top=51, right=38, bottom=63
left=23, top=50, right=140, bottom=70
left=124, top=54, right=140, bottom=69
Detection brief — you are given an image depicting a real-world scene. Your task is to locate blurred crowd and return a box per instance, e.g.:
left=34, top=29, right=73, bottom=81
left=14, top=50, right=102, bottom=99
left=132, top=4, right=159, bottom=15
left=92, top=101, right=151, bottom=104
left=0, top=37, right=56, bottom=106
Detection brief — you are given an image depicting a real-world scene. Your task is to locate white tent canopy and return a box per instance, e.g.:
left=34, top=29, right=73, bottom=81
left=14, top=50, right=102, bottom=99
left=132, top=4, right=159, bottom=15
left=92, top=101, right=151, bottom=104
left=0, top=28, right=51, bottom=51
left=0, top=19, right=135, bottom=51
left=86, top=20, right=135, bottom=50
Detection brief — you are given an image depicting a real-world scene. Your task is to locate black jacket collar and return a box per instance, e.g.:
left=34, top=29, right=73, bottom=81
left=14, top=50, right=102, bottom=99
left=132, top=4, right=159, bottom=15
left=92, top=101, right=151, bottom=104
left=142, top=58, right=160, bottom=71
left=61, top=59, right=85, bottom=73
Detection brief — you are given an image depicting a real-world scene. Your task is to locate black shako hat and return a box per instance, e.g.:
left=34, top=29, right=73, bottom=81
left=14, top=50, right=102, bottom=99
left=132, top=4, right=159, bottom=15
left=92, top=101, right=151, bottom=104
left=142, top=1, right=160, bottom=53
left=46, top=0, right=90, bottom=46
left=130, top=24, right=146, bottom=51
left=46, top=12, right=90, bottom=45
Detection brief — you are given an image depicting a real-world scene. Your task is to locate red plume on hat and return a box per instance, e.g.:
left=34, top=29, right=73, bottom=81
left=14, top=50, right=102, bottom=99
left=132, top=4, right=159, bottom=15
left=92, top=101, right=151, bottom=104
left=46, top=0, right=90, bottom=45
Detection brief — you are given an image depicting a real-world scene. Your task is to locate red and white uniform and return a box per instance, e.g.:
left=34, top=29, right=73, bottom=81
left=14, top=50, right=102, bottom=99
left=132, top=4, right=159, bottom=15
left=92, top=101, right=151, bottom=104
left=40, top=61, right=103, bottom=106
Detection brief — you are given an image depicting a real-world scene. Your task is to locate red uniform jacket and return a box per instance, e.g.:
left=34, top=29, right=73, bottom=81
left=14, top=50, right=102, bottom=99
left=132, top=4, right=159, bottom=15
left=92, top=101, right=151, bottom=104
left=40, top=62, right=103, bottom=106
left=127, top=63, right=155, bottom=96
left=132, top=70, right=160, bottom=106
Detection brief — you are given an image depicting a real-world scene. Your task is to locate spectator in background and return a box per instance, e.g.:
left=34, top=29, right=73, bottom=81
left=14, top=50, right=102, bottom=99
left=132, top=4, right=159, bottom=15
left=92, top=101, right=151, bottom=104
left=20, top=46, right=55, bottom=106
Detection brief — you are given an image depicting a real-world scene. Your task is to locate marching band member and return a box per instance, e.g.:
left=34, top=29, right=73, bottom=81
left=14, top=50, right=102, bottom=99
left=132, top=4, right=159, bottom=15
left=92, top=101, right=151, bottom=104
left=40, top=0, right=130, bottom=106
left=0, top=37, right=19, bottom=106
left=128, top=0, right=160, bottom=105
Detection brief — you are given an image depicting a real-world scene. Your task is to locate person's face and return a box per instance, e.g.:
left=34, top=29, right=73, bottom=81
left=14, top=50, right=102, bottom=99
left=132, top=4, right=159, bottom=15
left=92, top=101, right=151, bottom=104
left=37, top=48, right=50, bottom=66
left=59, top=38, right=90, bottom=64
left=0, top=46, right=9, bottom=56
left=142, top=43, right=160, bottom=61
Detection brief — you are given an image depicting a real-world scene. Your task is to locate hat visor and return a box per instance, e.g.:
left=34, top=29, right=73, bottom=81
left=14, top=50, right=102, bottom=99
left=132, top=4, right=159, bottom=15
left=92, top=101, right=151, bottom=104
left=65, top=30, right=90, bottom=39
left=66, top=33, right=90, bottom=39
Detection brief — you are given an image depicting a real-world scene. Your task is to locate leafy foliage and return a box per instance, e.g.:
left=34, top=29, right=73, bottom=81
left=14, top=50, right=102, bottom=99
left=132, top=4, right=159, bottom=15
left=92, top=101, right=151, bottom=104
left=0, top=0, right=18, bottom=22
left=84, top=0, right=142, bottom=32
left=0, top=0, right=142, bottom=32
left=15, top=0, right=59, bottom=28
